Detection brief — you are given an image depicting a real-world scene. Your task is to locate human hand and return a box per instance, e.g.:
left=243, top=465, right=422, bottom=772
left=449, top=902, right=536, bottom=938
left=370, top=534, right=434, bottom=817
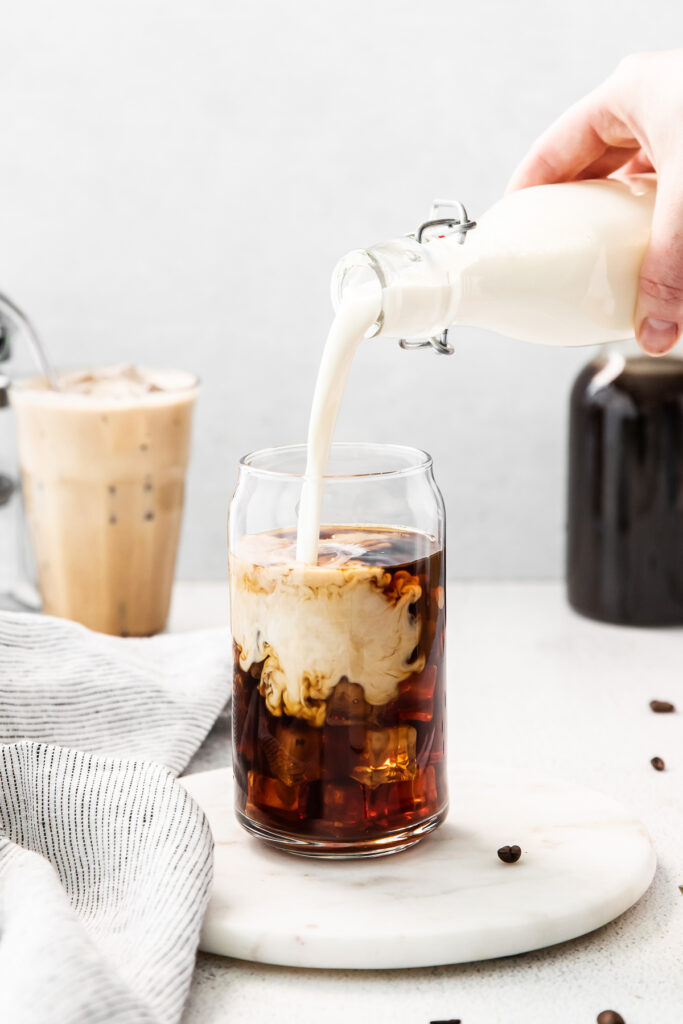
left=507, top=51, right=683, bottom=355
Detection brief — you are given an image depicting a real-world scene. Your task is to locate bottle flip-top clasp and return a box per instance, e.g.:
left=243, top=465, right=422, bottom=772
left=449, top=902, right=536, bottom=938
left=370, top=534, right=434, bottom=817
left=398, top=199, right=476, bottom=356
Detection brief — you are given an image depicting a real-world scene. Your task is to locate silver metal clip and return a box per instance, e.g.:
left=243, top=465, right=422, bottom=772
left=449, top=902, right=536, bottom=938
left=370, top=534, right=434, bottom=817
left=398, top=199, right=476, bottom=356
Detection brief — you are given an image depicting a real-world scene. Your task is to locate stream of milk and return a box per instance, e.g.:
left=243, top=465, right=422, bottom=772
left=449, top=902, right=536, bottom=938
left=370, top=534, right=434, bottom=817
left=295, top=289, right=381, bottom=564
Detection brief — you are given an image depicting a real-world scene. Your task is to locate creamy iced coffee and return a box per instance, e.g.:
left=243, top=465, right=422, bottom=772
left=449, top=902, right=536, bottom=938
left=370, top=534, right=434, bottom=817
left=231, top=525, right=447, bottom=853
left=11, top=365, right=198, bottom=636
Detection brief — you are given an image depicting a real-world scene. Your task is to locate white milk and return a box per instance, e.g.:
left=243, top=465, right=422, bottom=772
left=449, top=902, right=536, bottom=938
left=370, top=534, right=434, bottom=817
left=444, top=176, right=656, bottom=345
left=296, top=290, right=380, bottom=563
left=297, top=176, right=657, bottom=563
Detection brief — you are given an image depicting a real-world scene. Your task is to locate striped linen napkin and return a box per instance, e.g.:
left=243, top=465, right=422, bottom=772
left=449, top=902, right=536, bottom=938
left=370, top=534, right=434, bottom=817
left=0, top=611, right=231, bottom=1024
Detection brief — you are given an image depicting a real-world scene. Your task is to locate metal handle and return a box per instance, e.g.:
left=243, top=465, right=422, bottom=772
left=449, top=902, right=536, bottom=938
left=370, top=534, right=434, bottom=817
left=398, top=199, right=476, bottom=356
left=399, top=330, right=455, bottom=356
left=0, top=291, right=58, bottom=389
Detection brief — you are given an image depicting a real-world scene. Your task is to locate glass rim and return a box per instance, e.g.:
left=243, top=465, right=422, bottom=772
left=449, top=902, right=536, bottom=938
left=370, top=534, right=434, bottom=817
left=239, top=442, right=433, bottom=481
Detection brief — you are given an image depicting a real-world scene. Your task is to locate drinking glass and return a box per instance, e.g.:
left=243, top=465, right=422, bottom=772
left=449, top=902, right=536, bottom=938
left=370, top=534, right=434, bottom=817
left=11, top=369, right=198, bottom=636
left=229, top=442, right=447, bottom=858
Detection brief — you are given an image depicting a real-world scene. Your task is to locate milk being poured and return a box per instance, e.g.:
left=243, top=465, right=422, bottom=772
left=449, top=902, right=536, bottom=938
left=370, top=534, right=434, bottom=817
left=296, top=176, right=657, bottom=563
left=296, top=290, right=380, bottom=563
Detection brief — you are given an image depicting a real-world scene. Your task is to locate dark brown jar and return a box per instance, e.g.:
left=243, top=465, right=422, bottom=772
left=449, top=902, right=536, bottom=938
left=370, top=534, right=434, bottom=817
left=567, top=344, right=683, bottom=625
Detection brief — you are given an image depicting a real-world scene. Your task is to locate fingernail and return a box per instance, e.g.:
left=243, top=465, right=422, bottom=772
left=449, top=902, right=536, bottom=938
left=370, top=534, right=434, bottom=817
left=638, top=317, right=679, bottom=355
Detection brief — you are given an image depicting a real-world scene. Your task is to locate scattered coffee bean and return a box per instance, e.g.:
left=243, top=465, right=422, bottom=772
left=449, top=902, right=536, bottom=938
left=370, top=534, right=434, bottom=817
left=678, top=885, right=683, bottom=896
left=650, top=700, right=675, bottom=713
left=596, top=1011, right=625, bottom=1024
left=144, top=511, right=155, bottom=521
left=109, top=515, right=117, bottom=525
left=108, top=485, right=116, bottom=496
left=497, top=845, right=522, bottom=864
left=651, top=756, right=665, bottom=771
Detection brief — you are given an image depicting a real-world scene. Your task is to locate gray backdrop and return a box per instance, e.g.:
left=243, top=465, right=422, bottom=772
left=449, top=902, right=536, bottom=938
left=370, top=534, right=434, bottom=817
left=0, top=0, right=679, bottom=579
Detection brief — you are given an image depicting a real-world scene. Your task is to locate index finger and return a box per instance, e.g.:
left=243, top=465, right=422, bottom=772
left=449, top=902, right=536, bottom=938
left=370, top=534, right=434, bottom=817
left=506, top=91, right=639, bottom=192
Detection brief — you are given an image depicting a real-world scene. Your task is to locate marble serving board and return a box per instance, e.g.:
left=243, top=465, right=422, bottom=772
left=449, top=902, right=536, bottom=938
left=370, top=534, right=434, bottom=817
left=180, top=763, right=656, bottom=970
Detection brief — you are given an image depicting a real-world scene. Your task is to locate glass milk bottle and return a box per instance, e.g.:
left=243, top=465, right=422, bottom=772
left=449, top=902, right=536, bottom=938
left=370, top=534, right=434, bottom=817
left=331, top=176, right=656, bottom=349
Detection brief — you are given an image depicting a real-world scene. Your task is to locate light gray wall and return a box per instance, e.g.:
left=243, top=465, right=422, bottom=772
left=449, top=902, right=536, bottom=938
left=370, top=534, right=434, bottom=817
left=0, top=0, right=679, bottom=579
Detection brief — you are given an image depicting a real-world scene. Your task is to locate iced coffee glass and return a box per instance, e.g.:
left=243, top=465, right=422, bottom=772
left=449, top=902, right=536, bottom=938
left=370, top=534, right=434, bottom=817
left=229, top=442, right=448, bottom=858
left=11, top=366, right=198, bottom=636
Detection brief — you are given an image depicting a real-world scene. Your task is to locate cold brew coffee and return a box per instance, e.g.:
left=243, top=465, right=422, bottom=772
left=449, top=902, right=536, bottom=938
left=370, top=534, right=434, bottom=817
left=568, top=354, right=683, bottom=625
left=231, top=524, right=447, bottom=857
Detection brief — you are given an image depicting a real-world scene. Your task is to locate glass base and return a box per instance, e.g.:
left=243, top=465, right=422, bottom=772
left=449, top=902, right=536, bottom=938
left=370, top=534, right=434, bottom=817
left=235, top=805, right=449, bottom=859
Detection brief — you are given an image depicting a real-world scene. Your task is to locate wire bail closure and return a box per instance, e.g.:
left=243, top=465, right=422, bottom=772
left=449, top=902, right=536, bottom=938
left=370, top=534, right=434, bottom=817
left=398, top=199, right=476, bottom=356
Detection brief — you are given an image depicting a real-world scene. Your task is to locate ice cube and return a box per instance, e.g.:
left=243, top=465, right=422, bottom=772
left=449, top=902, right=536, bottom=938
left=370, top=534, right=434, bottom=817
left=233, top=666, right=260, bottom=762
left=411, top=764, right=439, bottom=808
left=325, top=679, right=372, bottom=726
left=247, top=771, right=310, bottom=820
left=366, top=764, right=440, bottom=821
left=261, top=721, right=322, bottom=785
left=350, top=725, right=418, bottom=788
left=397, top=664, right=438, bottom=722
left=322, top=781, right=368, bottom=828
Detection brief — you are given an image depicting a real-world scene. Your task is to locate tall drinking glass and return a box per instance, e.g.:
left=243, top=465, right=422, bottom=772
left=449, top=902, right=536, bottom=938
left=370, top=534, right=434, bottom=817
left=11, top=368, right=198, bottom=636
left=229, top=442, right=447, bottom=858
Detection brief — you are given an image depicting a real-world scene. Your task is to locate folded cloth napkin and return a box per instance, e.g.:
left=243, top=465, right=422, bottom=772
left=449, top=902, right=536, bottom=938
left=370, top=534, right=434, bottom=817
left=0, top=611, right=231, bottom=1024
left=0, top=612, right=230, bottom=773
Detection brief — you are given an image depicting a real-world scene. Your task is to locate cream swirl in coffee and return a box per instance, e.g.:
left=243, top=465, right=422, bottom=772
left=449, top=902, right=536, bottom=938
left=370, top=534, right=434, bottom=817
left=230, top=528, right=426, bottom=727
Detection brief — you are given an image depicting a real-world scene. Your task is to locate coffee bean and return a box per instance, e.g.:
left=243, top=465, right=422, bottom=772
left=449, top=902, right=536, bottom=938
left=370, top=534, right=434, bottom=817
left=650, top=700, right=675, bottom=713
left=596, top=1011, right=625, bottom=1024
left=497, top=845, right=522, bottom=864
left=651, top=756, right=665, bottom=771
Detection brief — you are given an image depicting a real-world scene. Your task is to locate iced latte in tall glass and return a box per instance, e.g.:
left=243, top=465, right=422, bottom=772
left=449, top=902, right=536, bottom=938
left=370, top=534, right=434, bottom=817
left=11, top=365, right=198, bottom=636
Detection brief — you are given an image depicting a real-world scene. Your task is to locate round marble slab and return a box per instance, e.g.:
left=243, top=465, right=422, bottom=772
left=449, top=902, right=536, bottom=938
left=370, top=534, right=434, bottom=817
left=180, top=763, right=656, bottom=969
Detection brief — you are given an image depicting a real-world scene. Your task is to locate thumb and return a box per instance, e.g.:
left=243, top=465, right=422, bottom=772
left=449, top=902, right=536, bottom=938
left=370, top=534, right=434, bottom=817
left=636, top=173, right=683, bottom=355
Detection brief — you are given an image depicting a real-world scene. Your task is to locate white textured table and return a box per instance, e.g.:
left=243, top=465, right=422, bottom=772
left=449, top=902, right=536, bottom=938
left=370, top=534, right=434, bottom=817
left=173, top=581, right=683, bottom=1024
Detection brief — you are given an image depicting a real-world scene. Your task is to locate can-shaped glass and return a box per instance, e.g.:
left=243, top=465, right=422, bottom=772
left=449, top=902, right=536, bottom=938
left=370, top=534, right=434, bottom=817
left=229, top=442, right=448, bottom=858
